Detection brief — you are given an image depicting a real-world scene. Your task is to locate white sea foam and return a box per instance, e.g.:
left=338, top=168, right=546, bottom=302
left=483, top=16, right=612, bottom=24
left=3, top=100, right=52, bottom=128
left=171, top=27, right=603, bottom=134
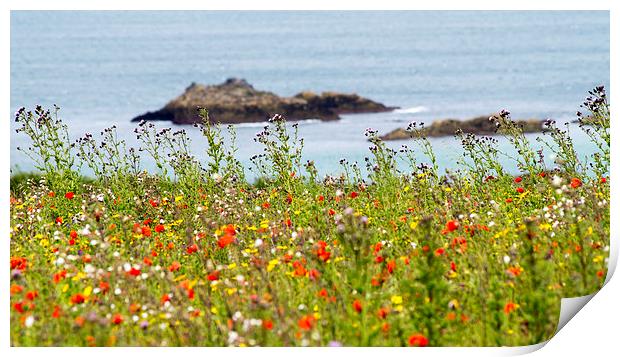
left=234, top=119, right=321, bottom=128
left=394, top=106, right=429, bottom=114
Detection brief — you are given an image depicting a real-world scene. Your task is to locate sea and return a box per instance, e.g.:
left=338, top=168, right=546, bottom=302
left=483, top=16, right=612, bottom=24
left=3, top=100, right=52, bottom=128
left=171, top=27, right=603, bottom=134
left=10, top=11, right=610, bottom=179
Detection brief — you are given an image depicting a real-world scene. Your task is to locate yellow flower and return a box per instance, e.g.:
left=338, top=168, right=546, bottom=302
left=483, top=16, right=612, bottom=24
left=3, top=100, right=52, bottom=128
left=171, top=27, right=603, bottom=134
left=391, top=295, right=403, bottom=305
left=267, top=259, right=279, bottom=272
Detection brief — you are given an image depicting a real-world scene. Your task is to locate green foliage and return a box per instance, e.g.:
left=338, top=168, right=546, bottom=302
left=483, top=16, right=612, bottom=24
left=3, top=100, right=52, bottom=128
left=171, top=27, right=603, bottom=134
left=9, top=87, right=610, bottom=347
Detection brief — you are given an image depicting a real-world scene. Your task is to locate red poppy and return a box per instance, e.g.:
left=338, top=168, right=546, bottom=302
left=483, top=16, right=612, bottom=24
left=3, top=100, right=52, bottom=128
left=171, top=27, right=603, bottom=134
left=353, top=299, right=363, bottom=313
left=56, top=216, right=63, bottom=224
left=349, top=191, right=359, bottom=199
left=570, top=178, right=583, bottom=188
left=308, top=269, right=321, bottom=281
left=601, top=177, right=607, bottom=184
left=13, top=301, right=25, bottom=314
left=315, top=241, right=331, bottom=262
left=168, top=261, right=181, bottom=272
left=10, top=257, right=27, bottom=271
left=377, top=307, right=389, bottom=319
left=207, top=271, right=219, bottom=281
left=161, top=294, right=171, bottom=304
left=443, top=220, right=459, bottom=234
left=328, top=209, right=336, bottom=216
left=187, top=243, right=198, bottom=254
left=111, top=314, right=123, bottom=325
left=26, top=290, right=39, bottom=300
left=155, top=224, right=165, bottom=233
left=516, top=187, right=525, bottom=194
left=149, top=199, right=158, bottom=208
left=99, top=281, right=110, bottom=294
left=141, top=226, right=152, bottom=237
left=318, top=288, right=329, bottom=298
left=263, top=319, right=274, bottom=330
left=70, top=230, right=78, bottom=239
left=65, top=192, right=75, bottom=200
left=514, top=177, right=522, bottom=183
left=262, top=202, right=271, bottom=209
left=434, top=248, right=446, bottom=257
left=408, top=334, right=429, bottom=347
left=386, top=259, right=396, bottom=274
left=317, top=195, right=325, bottom=202
left=52, top=305, right=61, bottom=318
left=128, top=267, right=141, bottom=277
left=70, top=293, right=86, bottom=304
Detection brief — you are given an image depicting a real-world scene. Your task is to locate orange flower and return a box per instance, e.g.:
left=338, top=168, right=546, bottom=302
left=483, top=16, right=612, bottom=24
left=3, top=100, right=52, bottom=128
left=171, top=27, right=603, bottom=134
left=218, top=234, right=235, bottom=248
left=504, top=301, right=517, bottom=314
left=11, top=284, right=24, bottom=295
left=386, top=259, right=396, bottom=274
left=298, top=315, right=315, bottom=330
left=570, top=177, right=583, bottom=188
left=408, top=334, right=429, bottom=347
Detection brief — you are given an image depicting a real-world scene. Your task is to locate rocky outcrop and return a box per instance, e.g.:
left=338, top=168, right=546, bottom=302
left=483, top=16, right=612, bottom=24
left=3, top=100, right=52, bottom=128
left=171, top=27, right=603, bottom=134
left=379, top=115, right=545, bottom=141
left=132, top=78, right=395, bottom=124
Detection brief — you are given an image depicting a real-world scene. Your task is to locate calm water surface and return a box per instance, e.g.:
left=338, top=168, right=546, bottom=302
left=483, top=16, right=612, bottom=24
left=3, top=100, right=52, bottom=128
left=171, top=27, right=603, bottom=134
left=10, top=11, right=610, bottom=178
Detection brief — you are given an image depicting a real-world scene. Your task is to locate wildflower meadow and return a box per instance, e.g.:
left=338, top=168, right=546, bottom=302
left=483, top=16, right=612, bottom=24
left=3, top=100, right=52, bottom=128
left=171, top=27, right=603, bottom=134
left=9, top=87, right=610, bottom=347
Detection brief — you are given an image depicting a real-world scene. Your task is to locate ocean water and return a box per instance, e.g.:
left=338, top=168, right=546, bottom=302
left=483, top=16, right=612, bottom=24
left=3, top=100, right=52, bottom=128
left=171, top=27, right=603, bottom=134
left=10, top=11, right=610, bottom=178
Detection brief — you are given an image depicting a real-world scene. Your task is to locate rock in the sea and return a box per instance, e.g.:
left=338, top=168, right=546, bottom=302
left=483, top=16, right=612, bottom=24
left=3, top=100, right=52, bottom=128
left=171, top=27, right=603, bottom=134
left=133, top=78, right=395, bottom=125
left=379, top=115, right=545, bottom=141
